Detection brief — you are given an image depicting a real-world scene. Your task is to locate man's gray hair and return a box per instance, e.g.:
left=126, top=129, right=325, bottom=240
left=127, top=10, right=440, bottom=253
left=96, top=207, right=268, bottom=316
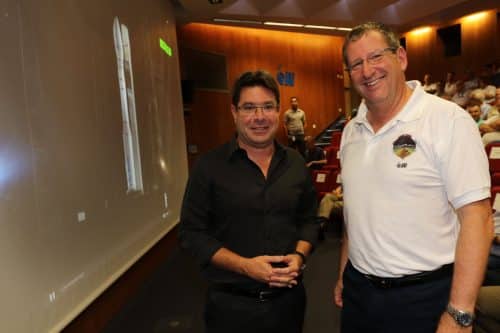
left=342, top=22, right=401, bottom=67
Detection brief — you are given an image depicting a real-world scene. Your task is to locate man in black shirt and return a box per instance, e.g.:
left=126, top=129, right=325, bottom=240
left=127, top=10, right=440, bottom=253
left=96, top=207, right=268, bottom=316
left=179, top=70, right=318, bottom=333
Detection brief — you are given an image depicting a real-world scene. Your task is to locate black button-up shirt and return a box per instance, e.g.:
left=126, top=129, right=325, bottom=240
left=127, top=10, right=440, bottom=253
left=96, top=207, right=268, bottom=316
left=179, top=138, right=319, bottom=286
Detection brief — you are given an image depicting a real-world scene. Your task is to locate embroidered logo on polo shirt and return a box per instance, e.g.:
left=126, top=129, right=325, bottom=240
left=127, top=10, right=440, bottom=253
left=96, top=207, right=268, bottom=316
left=393, top=134, right=416, bottom=168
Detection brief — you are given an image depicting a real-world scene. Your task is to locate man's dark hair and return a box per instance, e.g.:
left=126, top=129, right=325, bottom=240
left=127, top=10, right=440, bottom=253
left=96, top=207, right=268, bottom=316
left=231, top=70, right=280, bottom=106
left=466, top=97, right=482, bottom=108
left=342, top=21, right=400, bottom=67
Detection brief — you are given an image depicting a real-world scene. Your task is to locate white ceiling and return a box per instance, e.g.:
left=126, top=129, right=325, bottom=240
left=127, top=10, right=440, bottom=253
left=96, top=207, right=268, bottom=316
left=173, top=0, right=499, bottom=34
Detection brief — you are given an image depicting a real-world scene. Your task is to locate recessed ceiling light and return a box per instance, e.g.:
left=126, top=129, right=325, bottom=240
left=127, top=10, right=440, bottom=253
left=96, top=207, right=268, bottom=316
left=264, top=21, right=304, bottom=28
left=213, top=18, right=262, bottom=25
left=304, top=25, right=337, bottom=30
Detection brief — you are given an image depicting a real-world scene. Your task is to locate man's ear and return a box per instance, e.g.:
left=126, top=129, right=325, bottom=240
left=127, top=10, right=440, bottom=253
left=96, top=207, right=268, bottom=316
left=231, top=104, right=237, bottom=123
left=396, top=46, right=408, bottom=72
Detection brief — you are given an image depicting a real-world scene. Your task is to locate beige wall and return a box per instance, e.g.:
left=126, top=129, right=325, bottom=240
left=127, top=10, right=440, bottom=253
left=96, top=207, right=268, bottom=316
left=0, top=0, right=186, bottom=331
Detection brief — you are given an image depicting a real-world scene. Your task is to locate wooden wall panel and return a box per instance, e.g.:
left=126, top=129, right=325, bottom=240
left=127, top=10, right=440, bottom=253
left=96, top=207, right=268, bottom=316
left=177, top=23, right=345, bottom=164
left=403, top=10, right=499, bottom=83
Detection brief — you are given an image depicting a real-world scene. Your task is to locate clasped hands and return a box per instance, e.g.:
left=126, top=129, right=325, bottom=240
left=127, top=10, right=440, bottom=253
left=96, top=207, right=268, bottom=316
left=241, top=254, right=304, bottom=288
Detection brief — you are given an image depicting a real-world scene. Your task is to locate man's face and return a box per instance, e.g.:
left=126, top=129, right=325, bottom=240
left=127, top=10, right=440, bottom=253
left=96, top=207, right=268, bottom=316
left=291, top=98, right=299, bottom=110
left=467, top=105, right=481, bottom=121
left=345, top=31, right=407, bottom=109
left=231, top=86, right=279, bottom=149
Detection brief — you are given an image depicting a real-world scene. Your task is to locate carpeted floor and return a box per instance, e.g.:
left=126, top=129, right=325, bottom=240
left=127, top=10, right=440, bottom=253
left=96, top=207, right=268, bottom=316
left=103, top=230, right=342, bottom=333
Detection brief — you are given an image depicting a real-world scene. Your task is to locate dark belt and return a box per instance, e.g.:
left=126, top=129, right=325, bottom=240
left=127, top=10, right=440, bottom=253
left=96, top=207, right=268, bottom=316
left=211, top=283, right=294, bottom=302
left=363, top=263, right=453, bottom=289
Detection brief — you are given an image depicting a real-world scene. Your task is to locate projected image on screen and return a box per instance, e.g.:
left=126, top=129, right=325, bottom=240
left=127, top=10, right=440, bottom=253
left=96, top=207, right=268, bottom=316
left=113, top=17, right=143, bottom=192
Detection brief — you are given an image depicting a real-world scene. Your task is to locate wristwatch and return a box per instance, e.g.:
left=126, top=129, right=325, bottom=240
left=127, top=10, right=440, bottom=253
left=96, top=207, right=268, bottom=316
left=446, top=304, right=475, bottom=327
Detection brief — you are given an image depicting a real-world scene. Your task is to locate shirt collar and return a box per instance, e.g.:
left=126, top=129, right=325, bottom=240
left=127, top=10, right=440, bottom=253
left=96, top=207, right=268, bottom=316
left=353, top=80, right=425, bottom=128
left=226, top=135, right=287, bottom=161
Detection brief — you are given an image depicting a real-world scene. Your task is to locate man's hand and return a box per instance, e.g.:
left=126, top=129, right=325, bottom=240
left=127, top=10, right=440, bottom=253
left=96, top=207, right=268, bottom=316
left=268, top=253, right=303, bottom=288
left=334, top=279, right=343, bottom=308
left=239, top=255, right=286, bottom=284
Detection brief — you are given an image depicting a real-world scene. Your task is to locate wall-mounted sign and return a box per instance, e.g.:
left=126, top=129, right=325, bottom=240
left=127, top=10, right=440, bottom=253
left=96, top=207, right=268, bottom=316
left=277, top=65, right=295, bottom=86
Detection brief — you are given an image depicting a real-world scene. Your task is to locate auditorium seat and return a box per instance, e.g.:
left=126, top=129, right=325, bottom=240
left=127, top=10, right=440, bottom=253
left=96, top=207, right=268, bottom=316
left=490, top=186, right=500, bottom=209
left=322, top=146, right=340, bottom=171
left=330, top=130, right=342, bottom=148
left=312, top=169, right=339, bottom=199
left=485, top=142, right=500, bottom=174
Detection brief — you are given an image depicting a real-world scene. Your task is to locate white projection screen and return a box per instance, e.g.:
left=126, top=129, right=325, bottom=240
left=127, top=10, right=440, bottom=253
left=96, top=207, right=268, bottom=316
left=0, top=0, right=187, bottom=331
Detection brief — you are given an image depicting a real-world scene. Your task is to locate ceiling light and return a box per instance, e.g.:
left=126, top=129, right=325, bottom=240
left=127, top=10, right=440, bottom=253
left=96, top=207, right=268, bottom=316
left=410, top=26, right=432, bottom=35
left=304, top=25, right=337, bottom=30
left=463, top=11, right=488, bottom=23
left=213, top=18, right=262, bottom=25
left=264, top=22, right=304, bottom=28
left=335, top=27, right=352, bottom=31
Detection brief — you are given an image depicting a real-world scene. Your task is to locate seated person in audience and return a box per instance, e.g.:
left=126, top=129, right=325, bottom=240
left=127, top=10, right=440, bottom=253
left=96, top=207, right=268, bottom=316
left=491, top=61, right=500, bottom=87
left=463, top=69, right=480, bottom=91
left=484, top=85, right=497, bottom=105
left=304, top=137, right=326, bottom=170
left=422, top=73, right=439, bottom=95
left=480, top=88, right=500, bottom=145
left=442, top=71, right=457, bottom=97
left=484, top=210, right=500, bottom=285
left=466, top=98, right=483, bottom=126
left=469, top=89, right=490, bottom=120
left=451, top=80, right=470, bottom=108
left=317, top=185, right=343, bottom=240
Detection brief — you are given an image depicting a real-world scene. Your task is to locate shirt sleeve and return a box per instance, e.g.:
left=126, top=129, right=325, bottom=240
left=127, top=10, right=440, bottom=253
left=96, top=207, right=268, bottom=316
left=439, top=112, right=491, bottom=209
left=295, top=165, right=320, bottom=249
left=178, top=158, right=224, bottom=267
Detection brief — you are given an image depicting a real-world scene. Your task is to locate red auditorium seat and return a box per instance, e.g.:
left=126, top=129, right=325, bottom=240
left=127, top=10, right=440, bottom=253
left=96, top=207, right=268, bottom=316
left=330, top=131, right=342, bottom=148
left=312, top=169, right=340, bottom=199
left=485, top=142, right=500, bottom=173
left=492, top=173, right=500, bottom=186
left=485, top=142, right=500, bottom=186
left=323, top=146, right=340, bottom=171
left=491, top=186, right=500, bottom=210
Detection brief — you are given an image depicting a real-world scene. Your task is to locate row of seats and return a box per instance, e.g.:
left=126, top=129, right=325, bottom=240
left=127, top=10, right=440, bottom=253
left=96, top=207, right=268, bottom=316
left=311, top=130, right=342, bottom=199
left=486, top=142, right=500, bottom=187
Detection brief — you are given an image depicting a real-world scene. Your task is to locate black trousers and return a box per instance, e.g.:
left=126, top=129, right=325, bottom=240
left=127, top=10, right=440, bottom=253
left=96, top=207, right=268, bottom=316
left=341, top=261, right=452, bottom=333
left=204, top=284, right=306, bottom=333
left=288, top=134, right=306, bottom=157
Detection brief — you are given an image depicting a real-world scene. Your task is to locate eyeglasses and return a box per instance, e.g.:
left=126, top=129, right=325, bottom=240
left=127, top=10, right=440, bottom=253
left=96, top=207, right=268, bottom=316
left=346, top=47, right=397, bottom=73
left=237, top=103, right=279, bottom=115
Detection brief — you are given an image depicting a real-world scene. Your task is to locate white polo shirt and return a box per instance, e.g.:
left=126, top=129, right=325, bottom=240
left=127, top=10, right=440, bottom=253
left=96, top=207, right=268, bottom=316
left=340, top=81, right=490, bottom=277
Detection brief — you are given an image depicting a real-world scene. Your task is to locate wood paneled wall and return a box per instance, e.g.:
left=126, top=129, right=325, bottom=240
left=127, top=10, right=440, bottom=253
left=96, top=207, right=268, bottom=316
left=403, top=9, right=499, bottom=83
left=178, top=23, right=345, bottom=164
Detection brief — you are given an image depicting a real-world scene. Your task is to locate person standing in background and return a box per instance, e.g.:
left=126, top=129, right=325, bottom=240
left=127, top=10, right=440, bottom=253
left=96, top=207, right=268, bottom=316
left=284, top=96, right=307, bottom=156
left=443, top=71, right=458, bottom=98
left=335, top=21, right=492, bottom=333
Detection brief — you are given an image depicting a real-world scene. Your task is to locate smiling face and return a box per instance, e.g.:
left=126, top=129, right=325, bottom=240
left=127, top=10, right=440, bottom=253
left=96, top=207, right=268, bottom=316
left=231, top=86, right=280, bottom=150
left=467, top=105, right=481, bottom=121
left=346, top=30, right=408, bottom=110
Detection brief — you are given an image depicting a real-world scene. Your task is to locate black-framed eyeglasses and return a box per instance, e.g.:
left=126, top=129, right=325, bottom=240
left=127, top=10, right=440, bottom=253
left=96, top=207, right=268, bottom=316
left=346, top=47, right=398, bottom=73
left=237, top=103, right=279, bottom=115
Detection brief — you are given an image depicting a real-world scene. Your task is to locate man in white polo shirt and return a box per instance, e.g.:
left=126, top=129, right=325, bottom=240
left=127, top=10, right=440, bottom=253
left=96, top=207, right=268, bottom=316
left=334, top=21, right=493, bottom=333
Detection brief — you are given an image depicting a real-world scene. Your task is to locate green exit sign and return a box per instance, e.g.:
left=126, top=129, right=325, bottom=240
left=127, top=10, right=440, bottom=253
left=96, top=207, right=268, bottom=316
left=159, top=38, right=172, bottom=57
